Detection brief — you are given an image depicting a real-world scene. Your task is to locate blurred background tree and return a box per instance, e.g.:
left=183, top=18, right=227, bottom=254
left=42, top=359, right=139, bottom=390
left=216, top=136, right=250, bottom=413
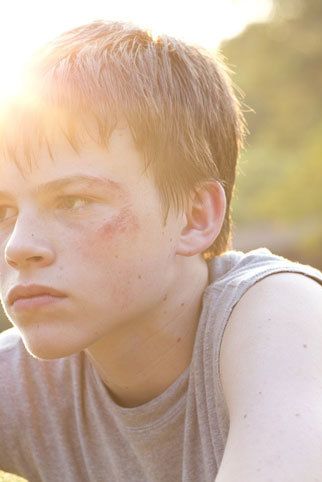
left=223, top=0, right=322, bottom=268
left=1, top=0, right=321, bottom=332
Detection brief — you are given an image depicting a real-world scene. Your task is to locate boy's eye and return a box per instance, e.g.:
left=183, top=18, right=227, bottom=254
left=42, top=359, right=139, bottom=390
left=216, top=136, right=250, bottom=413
left=0, top=205, right=17, bottom=223
left=57, top=196, right=93, bottom=210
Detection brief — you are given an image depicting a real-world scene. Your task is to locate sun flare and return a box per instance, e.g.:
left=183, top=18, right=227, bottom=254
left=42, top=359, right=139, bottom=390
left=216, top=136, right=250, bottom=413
left=0, top=0, right=272, bottom=104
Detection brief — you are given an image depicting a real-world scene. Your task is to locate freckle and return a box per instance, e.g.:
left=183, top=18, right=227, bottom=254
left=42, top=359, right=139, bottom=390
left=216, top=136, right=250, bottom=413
left=258, top=391, right=262, bottom=395
left=177, top=337, right=181, bottom=343
left=303, top=344, right=307, bottom=348
left=170, top=238, right=173, bottom=242
left=243, top=414, right=247, bottom=418
left=180, top=303, right=185, bottom=307
left=114, top=255, right=119, bottom=259
left=138, top=275, right=142, bottom=279
left=295, top=413, right=300, bottom=417
left=163, top=294, right=167, bottom=301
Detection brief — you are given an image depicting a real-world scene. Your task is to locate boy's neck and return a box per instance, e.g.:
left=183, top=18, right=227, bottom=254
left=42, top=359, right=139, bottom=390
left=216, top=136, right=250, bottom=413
left=85, top=256, right=209, bottom=408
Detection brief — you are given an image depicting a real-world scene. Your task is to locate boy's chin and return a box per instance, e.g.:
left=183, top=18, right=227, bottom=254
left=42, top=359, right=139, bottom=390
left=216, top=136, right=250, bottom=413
left=21, top=333, right=83, bottom=360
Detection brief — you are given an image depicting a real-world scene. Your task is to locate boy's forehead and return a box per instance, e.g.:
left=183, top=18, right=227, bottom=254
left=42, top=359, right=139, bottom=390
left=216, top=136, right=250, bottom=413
left=0, top=125, right=152, bottom=199
left=1, top=119, right=140, bottom=170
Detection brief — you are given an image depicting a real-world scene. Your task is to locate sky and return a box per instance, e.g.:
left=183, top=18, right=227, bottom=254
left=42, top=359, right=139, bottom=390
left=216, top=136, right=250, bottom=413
left=0, top=0, right=272, bottom=101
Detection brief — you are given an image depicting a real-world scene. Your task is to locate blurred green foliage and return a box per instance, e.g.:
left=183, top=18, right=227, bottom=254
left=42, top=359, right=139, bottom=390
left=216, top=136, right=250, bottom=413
left=221, top=0, right=322, bottom=266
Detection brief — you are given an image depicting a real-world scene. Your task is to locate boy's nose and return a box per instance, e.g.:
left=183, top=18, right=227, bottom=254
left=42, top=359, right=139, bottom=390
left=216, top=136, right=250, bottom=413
left=4, top=217, right=55, bottom=270
left=5, top=247, right=55, bottom=269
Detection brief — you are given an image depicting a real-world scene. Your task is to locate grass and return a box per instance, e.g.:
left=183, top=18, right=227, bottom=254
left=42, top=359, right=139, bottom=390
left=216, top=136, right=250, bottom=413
left=0, top=471, right=27, bottom=481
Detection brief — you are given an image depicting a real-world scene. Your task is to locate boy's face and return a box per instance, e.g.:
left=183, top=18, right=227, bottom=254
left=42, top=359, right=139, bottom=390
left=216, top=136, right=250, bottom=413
left=0, top=127, right=182, bottom=359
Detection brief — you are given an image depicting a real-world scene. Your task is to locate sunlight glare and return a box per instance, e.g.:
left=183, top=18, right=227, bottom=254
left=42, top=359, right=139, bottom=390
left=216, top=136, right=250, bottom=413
left=0, top=0, right=272, bottom=104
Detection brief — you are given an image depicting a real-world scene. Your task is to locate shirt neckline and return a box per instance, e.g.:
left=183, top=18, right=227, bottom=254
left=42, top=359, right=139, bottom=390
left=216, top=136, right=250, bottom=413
left=85, top=353, right=190, bottom=431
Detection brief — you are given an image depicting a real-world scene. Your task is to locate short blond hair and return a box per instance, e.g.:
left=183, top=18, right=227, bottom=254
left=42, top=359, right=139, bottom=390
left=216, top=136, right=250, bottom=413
left=0, top=20, right=245, bottom=258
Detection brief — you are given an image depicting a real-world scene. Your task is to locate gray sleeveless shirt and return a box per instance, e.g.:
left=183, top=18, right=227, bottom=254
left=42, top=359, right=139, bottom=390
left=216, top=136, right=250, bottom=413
left=1, top=248, right=321, bottom=481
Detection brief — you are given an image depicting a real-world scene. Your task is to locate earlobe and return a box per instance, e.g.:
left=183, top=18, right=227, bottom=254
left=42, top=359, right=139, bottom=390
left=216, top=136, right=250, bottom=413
left=175, top=181, right=226, bottom=257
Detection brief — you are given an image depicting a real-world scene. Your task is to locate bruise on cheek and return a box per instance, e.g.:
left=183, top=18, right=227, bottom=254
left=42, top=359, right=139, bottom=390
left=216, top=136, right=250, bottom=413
left=97, top=205, right=140, bottom=239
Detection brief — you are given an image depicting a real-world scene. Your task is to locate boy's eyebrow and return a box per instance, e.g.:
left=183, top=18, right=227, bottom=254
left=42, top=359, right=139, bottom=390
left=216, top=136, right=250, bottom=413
left=34, top=175, right=125, bottom=195
left=0, top=175, right=125, bottom=199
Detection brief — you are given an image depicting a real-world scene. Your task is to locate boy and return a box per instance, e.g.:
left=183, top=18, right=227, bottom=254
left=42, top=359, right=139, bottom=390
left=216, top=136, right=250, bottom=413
left=0, top=20, right=321, bottom=482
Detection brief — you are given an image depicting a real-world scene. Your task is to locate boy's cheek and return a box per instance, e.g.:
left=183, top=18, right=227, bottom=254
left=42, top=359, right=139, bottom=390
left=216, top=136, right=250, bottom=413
left=71, top=205, right=140, bottom=256
left=96, top=205, right=140, bottom=240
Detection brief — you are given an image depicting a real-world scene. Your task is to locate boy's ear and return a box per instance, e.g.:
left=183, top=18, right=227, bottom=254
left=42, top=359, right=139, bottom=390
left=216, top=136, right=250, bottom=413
left=175, top=181, right=226, bottom=257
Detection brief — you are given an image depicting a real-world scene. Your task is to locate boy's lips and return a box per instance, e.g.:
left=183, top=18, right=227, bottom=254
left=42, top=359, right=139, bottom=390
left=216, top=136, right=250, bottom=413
left=7, top=284, right=67, bottom=307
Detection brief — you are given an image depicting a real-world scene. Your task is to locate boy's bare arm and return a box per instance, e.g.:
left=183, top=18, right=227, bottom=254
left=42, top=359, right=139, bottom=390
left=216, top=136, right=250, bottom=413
left=216, top=273, right=322, bottom=482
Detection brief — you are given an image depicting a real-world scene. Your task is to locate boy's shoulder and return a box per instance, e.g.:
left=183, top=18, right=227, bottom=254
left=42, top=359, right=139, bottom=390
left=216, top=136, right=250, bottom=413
left=0, top=328, right=27, bottom=373
left=0, top=327, right=84, bottom=401
left=0, top=328, right=40, bottom=398
left=0, top=328, right=34, bottom=431
left=208, top=247, right=322, bottom=290
left=0, top=327, right=87, bottom=437
left=217, top=266, right=322, bottom=480
left=0, top=327, right=22, bottom=354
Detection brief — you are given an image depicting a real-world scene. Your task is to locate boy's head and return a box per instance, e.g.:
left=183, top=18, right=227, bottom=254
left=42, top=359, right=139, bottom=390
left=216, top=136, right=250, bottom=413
left=0, top=21, right=245, bottom=359
left=0, top=20, right=244, bottom=259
